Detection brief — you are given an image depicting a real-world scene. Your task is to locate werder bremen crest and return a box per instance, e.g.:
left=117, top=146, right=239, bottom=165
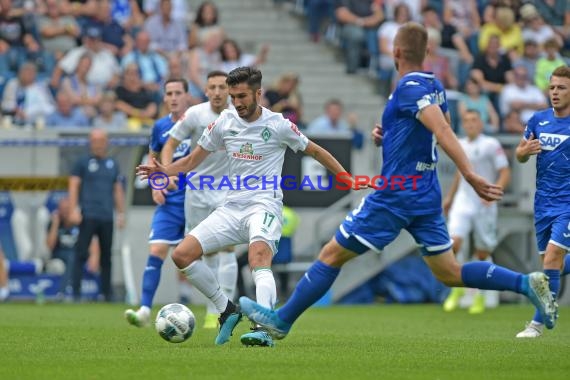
left=261, top=127, right=271, bottom=142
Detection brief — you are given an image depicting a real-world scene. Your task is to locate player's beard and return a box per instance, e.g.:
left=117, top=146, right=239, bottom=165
left=239, top=103, right=258, bottom=120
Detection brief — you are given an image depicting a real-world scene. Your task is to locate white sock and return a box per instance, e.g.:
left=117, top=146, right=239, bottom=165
left=217, top=251, right=238, bottom=301
left=202, top=254, right=220, bottom=314
left=180, top=260, right=228, bottom=313
left=252, top=268, right=276, bottom=309
left=0, top=286, right=9, bottom=301
left=139, top=305, right=150, bottom=317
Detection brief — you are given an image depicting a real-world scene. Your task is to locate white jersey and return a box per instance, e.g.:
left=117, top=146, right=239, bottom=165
left=198, top=107, right=309, bottom=209
left=169, top=101, right=231, bottom=206
left=454, top=134, right=509, bottom=211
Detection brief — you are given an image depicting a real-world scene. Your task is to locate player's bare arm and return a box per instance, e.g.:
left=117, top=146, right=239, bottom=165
left=137, top=145, right=211, bottom=179
left=303, top=141, right=360, bottom=188
left=515, top=133, right=542, bottom=163
left=418, top=104, right=503, bottom=201
left=443, top=170, right=461, bottom=215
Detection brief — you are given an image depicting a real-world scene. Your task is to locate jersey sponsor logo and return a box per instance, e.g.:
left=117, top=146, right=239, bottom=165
left=415, top=161, right=436, bottom=171
left=539, top=133, right=569, bottom=151
left=290, top=123, right=301, bottom=136
left=232, top=142, right=263, bottom=161
left=416, top=91, right=445, bottom=110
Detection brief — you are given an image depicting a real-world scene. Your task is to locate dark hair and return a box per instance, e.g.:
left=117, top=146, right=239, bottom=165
left=195, top=1, right=218, bottom=27
left=207, top=70, right=228, bottom=80
left=164, top=77, right=188, bottom=93
left=220, top=39, right=242, bottom=61
left=226, top=66, right=262, bottom=90
left=421, top=5, right=438, bottom=14
left=395, top=22, right=427, bottom=65
left=325, top=98, right=343, bottom=108
left=464, top=108, right=482, bottom=117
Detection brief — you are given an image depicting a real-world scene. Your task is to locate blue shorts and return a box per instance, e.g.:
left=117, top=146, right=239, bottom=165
left=335, top=197, right=452, bottom=256
left=534, top=211, right=570, bottom=254
left=148, top=202, right=185, bottom=245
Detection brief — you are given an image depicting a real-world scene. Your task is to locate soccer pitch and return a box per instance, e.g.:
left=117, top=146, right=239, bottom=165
left=1, top=304, right=569, bottom=380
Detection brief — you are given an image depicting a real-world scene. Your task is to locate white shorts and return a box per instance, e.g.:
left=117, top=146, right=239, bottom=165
left=184, top=189, right=227, bottom=233
left=189, top=202, right=282, bottom=255
left=448, top=204, right=498, bottom=252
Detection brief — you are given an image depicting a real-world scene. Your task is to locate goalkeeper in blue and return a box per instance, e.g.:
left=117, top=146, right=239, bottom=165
left=239, top=22, right=557, bottom=341
left=514, top=65, right=570, bottom=338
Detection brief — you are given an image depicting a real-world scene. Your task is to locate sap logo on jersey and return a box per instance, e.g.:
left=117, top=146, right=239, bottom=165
left=539, top=133, right=569, bottom=151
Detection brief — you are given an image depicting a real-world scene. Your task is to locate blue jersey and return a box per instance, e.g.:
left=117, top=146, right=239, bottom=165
left=523, top=109, right=570, bottom=215
left=149, top=115, right=191, bottom=204
left=369, top=72, right=448, bottom=215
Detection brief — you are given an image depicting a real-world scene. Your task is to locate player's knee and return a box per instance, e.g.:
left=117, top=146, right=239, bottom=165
left=149, top=244, right=169, bottom=259
left=248, top=243, right=272, bottom=268
left=318, top=239, right=354, bottom=267
left=172, top=243, right=201, bottom=268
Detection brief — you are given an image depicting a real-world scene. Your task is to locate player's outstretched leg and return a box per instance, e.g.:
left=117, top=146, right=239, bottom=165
left=516, top=254, right=569, bottom=337
left=459, top=262, right=557, bottom=329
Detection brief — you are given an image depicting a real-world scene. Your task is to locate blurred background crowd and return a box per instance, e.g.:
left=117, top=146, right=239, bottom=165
left=1, top=0, right=567, bottom=136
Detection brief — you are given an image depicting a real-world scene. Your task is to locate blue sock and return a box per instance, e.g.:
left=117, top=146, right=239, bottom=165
left=277, top=260, right=340, bottom=324
left=461, top=262, right=523, bottom=292
left=533, top=268, right=561, bottom=324
left=562, top=255, right=570, bottom=276
left=140, top=255, right=164, bottom=308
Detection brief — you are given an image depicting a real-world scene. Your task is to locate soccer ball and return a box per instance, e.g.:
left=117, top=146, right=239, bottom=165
left=155, top=303, right=195, bottom=343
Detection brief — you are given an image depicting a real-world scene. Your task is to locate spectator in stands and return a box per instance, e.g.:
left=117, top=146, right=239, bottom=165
left=219, top=39, right=269, bottom=74
left=111, top=0, right=145, bottom=32
left=307, top=98, right=363, bottom=149
left=443, top=0, right=480, bottom=54
left=502, top=109, right=524, bottom=134
left=121, top=30, right=168, bottom=95
left=422, top=5, right=472, bottom=88
left=478, top=6, right=523, bottom=60
left=378, top=3, right=411, bottom=83
left=534, top=38, right=566, bottom=94
left=307, top=98, right=353, bottom=134
left=532, top=0, right=570, bottom=31
left=50, top=25, right=120, bottom=89
left=143, top=0, right=188, bottom=55
left=92, top=91, right=127, bottom=129
left=458, top=77, right=500, bottom=134
left=143, top=0, right=189, bottom=25
left=69, top=128, right=125, bottom=302
left=187, top=28, right=223, bottom=100
left=38, top=0, right=81, bottom=61
left=515, top=40, right=540, bottom=84
left=46, top=197, right=80, bottom=299
left=520, top=3, right=561, bottom=51
left=83, top=0, right=133, bottom=57
left=46, top=91, right=90, bottom=128
left=1, top=62, right=55, bottom=127
left=499, top=64, right=548, bottom=124
left=306, top=0, right=335, bottom=43
left=0, top=0, right=50, bottom=75
left=423, top=27, right=458, bottom=90
left=0, top=244, right=8, bottom=302
left=60, top=53, right=102, bottom=119
left=115, top=62, right=158, bottom=130
left=335, top=0, right=383, bottom=74
left=383, top=0, right=425, bottom=21
left=264, top=72, right=304, bottom=127
left=188, top=1, right=224, bottom=49
left=471, top=34, right=513, bottom=114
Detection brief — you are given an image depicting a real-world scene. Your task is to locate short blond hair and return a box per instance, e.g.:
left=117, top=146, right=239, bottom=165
left=395, top=22, right=428, bottom=65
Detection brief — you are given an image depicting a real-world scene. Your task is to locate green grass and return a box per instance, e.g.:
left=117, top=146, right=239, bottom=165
left=0, top=303, right=569, bottom=380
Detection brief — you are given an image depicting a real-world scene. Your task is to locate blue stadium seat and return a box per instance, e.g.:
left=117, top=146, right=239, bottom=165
left=0, top=192, right=19, bottom=261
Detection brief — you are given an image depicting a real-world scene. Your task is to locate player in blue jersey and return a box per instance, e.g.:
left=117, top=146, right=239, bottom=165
left=125, top=78, right=192, bottom=327
left=514, top=65, right=570, bottom=338
left=238, top=22, right=557, bottom=340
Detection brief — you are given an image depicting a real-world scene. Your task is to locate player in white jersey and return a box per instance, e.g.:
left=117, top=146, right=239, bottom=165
left=442, top=109, right=511, bottom=314
left=137, top=67, right=353, bottom=347
left=161, top=71, right=238, bottom=330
